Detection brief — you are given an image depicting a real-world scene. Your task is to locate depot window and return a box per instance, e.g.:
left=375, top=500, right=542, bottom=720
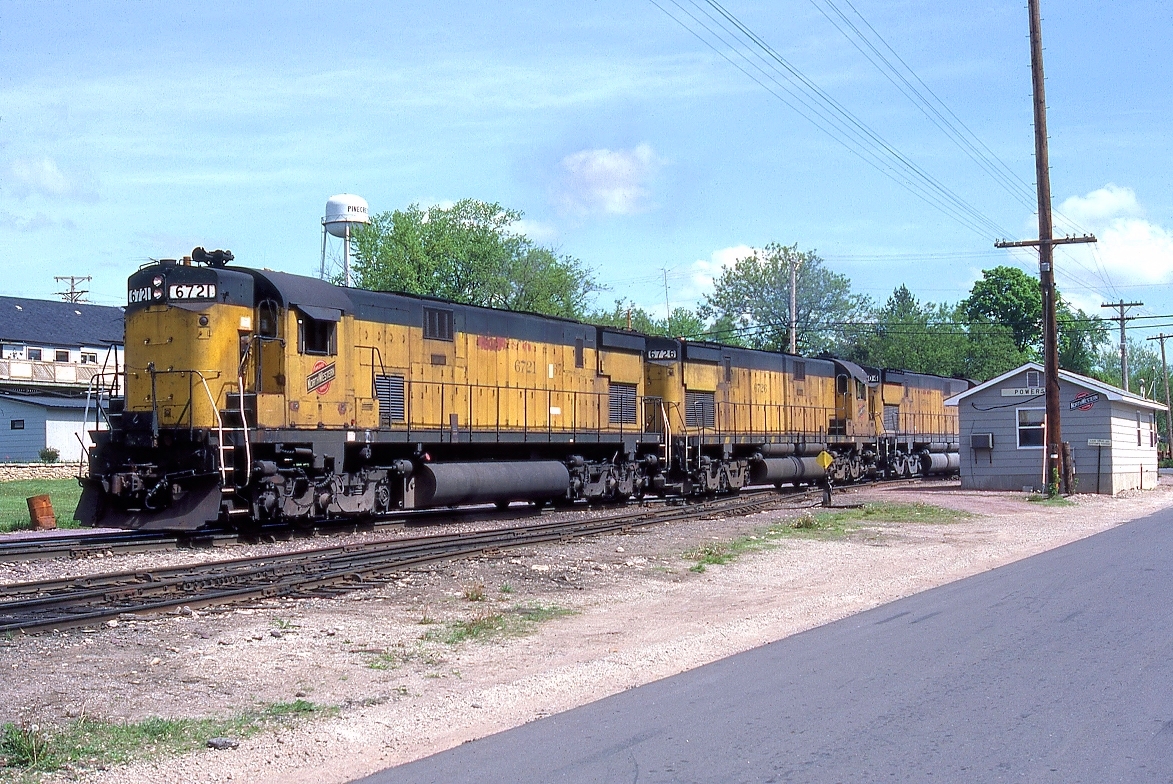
left=26, top=348, right=41, bottom=361
left=55, top=349, right=70, bottom=362
left=298, top=315, right=336, bottom=356
left=10, top=419, right=24, bottom=430
left=1017, top=408, right=1045, bottom=448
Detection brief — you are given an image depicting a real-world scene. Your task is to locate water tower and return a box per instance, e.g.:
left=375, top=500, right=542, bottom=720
left=320, top=194, right=370, bottom=287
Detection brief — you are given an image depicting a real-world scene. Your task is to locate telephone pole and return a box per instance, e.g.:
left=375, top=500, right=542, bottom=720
left=54, top=275, right=91, bottom=303
left=788, top=255, right=803, bottom=354
left=993, top=0, right=1097, bottom=495
left=1146, top=333, right=1172, bottom=458
left=1102, top=300, right=1144, bottom=391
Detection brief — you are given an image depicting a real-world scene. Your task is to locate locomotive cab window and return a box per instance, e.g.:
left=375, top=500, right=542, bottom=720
left=424, top=308, right=454, bottom=341
left=298, top=314, right=336, bottom=356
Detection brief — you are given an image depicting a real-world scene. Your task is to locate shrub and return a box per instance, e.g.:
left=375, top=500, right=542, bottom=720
left=38, top=447, right=60, bottom=464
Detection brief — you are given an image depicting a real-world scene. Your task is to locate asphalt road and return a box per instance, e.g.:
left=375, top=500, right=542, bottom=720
left=356, top=507, right=1173, bottom=783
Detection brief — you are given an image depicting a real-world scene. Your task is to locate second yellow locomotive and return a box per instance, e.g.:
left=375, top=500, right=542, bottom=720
left=78, top=253, right=964, bottom=530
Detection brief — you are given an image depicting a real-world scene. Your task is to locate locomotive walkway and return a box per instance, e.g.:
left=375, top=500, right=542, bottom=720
left=355, top=504, right=1173, bottom=783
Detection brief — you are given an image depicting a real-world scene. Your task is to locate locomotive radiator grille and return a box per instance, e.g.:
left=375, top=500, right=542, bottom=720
left=375, top=374, right=406, bottom=425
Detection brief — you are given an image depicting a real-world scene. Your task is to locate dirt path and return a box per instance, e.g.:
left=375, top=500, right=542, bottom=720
left=4, top=480, right=1172, bottom=783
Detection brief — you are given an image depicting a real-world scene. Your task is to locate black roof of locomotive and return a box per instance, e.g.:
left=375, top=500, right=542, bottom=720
left=170, top=263, right=967, bottom=389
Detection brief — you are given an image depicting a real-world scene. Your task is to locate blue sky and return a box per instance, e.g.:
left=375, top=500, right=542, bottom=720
left=1, top=0, right=1171, bottom=338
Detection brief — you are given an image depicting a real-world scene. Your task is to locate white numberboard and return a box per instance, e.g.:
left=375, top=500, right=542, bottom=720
left=168, top=283, right=217, bottom=301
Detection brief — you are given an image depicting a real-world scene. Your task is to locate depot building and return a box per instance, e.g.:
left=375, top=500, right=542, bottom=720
left=945, top=362, right=1165, bottom=495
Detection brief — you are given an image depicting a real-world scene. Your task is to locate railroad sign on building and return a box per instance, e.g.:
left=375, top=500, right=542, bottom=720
left=1000, top=387, right=1045, bottom=397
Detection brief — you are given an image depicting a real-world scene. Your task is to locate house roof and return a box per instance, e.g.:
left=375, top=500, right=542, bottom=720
left=0, top=296, right=124, bottom=348
left=0, top=394, right=93, bottom=410
left=945, top=362, right=1167, bottom=412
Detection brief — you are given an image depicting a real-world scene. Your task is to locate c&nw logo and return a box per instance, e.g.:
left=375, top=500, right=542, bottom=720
left=307, top=361, right=336, bottom=395
left=1069, top=391, right=1099, bottom=411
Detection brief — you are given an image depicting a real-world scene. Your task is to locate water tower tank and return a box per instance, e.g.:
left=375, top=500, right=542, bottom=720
left=324, top=194, right=370, bottom=237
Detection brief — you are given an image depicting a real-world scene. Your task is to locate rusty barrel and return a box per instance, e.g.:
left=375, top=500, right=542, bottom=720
left=26, top=494, right=56, bottom=530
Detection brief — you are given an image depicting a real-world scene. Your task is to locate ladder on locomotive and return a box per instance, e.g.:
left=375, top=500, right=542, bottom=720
left=217, top=377, right=253, bottom=515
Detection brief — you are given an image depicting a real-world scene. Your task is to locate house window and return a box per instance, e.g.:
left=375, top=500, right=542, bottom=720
left=1017, top=408, right=1045, bottom=448
left=1026, top=370, right=1043, bottom=388
left=26, top=348, right=41, bottom=361
left=298, top=315, right=336, bottom=356
left=81, top=352, right=98, bottom=364
left=423, top=308, right=453, bottom=341
left=1138, top=411, right=1143, bottom=447
left=1150, top=412, right=1158, bottom=448
left=55, top=349, right=70, bottom=363
left=1, top=344, right=25, bottom=359
left=574, top=338, right=584, bottom=369
left=10, top=419, right=24, bottom=430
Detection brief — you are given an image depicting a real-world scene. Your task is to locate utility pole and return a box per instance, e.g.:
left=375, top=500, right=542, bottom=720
left=662, top=268, right=672, bottom=336
left=788, top=255, right=803, bottom=355
left=54, top=275, right=91, bottom=303
left=1102, top=301, right=1144, bottom=391
left=1146, top=332, right=1173, bottom=459
left=993, top=0, right=1097, bottom=495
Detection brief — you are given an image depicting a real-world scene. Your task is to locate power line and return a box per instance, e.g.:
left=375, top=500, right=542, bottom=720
left=649, top=0, right=1016, bottom=241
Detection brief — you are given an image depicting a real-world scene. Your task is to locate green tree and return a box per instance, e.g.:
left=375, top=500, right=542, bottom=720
left=1092, top=338, right=1164, bottom=395
left=699, top=243, right=870, bottom=354
left=961, top=265, right=1107, bottom=375
left=587, top=300, right=740, bottom=343
left=848, top=287, right=1028, bottom=380
left=351, top=199, right=598, bottom=319
left=961, top=266, right=1041, bottom=353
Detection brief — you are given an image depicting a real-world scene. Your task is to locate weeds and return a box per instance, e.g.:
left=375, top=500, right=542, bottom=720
left=442, top=605, right=576, bottom=646
left=0, top=700, right=331, bottom=774
left=685, top=502, right=969, bottom=572
left=1027, top=493, right=1074, bottom=506
left=462, top=583, right=486, bottom=602
left=499, top=582, right=513, bottom=594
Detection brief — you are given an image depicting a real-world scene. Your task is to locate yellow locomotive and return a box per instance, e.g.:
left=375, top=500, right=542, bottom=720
left=77, top=252, right=964, bottom=530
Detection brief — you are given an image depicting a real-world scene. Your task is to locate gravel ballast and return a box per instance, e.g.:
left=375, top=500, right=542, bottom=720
left=2, top=479, right=1170, bottom=783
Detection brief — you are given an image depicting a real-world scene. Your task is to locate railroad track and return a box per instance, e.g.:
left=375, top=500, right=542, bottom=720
left=0, top=489, right=804, bottom=634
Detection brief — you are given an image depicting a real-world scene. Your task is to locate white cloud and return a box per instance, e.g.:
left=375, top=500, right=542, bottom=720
left=509, top=218, right=558, bottom=244
left=7, top=156, right=97, bottom=200
left=555, top=143, right=663, bottom=216
left=1054, top=184, right=1173, bottom=285
left=0, top=210, right=69, bottom=231
left=687, top=244, right=754, bottom=297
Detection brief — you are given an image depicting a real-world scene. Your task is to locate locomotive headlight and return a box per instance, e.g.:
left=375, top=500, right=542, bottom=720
left=152, top=275, right=163, bottom=287
left=152, top=289, right=163, bottom=300
left=198, top=315, right=209, bottom=327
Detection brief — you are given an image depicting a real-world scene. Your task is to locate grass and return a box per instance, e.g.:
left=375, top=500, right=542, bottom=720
left=686, top=501, right=970, bottom=573
left=434, top=604, right=577, bottom=646
left=462, top=583, right=486, bottom=602
left=0, top=478, right=83, bottom=533
left=0, top=700, right=330, bottom=776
